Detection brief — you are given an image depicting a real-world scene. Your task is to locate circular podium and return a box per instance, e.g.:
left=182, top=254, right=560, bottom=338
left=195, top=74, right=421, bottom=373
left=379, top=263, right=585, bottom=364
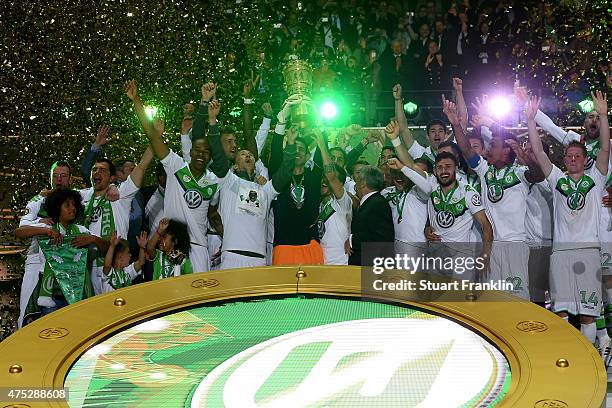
left=0, top=266, right=606, bottom=407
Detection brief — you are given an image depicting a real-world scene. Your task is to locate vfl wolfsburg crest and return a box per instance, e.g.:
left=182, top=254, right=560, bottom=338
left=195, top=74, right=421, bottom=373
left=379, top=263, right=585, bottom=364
left=436, top=210, right=455, bottom=228
left=64, top=298, right=511, bottom=407
left=487, top=184, right=504, bottom=203
left=184, top=189, right=203, bottom=209
left=567, top=191, right=586, bottom=211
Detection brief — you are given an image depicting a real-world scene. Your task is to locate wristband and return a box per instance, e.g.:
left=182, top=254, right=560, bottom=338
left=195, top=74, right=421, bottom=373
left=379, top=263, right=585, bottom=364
left=243, top=98, right=254, bottom=104
left=391, top=137, right=402, bottom=147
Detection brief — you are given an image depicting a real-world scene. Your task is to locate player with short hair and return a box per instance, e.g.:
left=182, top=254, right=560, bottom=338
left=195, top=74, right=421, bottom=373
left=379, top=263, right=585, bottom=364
left=526, top=92, right=610, bottom=355
left=125, top=79, right=217, bottom=273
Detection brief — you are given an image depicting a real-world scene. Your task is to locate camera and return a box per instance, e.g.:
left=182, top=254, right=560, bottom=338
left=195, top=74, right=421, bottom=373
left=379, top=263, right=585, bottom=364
left=321, top=17, right=329, bottom=23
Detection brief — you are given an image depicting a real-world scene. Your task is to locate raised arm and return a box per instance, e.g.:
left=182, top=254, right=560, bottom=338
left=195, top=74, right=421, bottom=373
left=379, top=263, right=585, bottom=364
left=268, top=94, right=301, bottom=174
left=593, top=90, right=610, bottom=175
left=452, top=78, right=468, bottom=130
left=133, top=231, right=148, bottom=272
left=103, top=231, right=119, bottom=275
left=129, top=145, right=154, bottom=188
left=81, top=125, right=108, bottom=187
left=314, top=129, right=344, bottom=199
left=192, top=83, right=215, bottom=141
left=243, top=77, right=259, bottom=160
left=384, top=120, right=428, bottom=178
left=443, top=96, right=475, bottom=160
left=125, top=80, right=170, bottom=160
left=387, top=158, right=432, bottom=194
left=256, top=103, right=273, bottom=156
left=206, top=99, right=230, bottom=178
left=271, top=127, right=297, bottom=192
left=393, top=84, right=416, bottom=149
left=146, top=218, right=167, bottom=259
left=515, top=86, right=580, bottom=146
left=526, top=96, right=553, bottom=177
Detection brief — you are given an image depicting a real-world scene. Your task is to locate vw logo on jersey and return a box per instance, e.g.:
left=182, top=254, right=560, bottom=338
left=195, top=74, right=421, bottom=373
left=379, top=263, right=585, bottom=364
left=316, top=220, right=326, bottom=240
left=436, top=210, right=455, bottom=228
left=567, top=191, right=585, bottom=211
left=471, top=194, right=482, bottom=206
left=90, top=206, right=103, bottom=223
left=487, top=184, right=504, bottom=203
left=184, top=189, right=203, bottom=209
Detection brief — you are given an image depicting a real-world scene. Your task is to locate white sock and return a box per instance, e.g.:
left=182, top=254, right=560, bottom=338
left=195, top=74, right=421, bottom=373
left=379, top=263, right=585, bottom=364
left=581, top=322, right=597, bottom=344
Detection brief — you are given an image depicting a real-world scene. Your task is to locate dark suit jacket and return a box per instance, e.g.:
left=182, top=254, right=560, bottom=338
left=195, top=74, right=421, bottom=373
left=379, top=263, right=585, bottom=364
left=349, top=192, right=395, bottom=265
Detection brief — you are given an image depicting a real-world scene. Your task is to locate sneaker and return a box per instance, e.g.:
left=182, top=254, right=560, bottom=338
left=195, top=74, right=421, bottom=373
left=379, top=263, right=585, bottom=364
left=598, top=336, right=612, bottom=369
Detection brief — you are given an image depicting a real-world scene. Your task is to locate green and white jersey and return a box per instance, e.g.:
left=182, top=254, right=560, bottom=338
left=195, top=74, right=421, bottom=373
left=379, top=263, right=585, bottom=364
left=106, top=263, right=139, bottom=290
left=456, top=170, right=481, bottom=193
left=19, top=194, right=47, bottom=258
left=473, top=158, right=530, bottom=241
left=382, top=184, right=429, bottom=243
left=161, top=150, right=219, bottom=247
left=428, top=181, right=484, bottom=243
left=145, top=186, right=165, bottom=233
left=407, top=141, right=435, bottom=165
left=317, top=190, right=353, bottom=265
left=80, top=176, right=138, bottom=239
left=547, top=165, right=607, bottom=251
left=218, top=170, right=278, bottom=256
left=152, top=250, right=193, bottom=280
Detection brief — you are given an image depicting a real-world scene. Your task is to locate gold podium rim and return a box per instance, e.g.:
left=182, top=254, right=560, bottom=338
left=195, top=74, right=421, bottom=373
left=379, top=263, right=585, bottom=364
left=0, top=265, right=606, bottom=408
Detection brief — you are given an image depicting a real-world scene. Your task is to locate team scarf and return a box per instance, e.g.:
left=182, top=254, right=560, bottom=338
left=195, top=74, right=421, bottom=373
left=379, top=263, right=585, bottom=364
left=84, top=192, right=115, bottom=266
left=107, top=266, right=135, bottom=290
left=38, top=224, right=92, bottom=305
left=153, top=249, right=193, bottom=280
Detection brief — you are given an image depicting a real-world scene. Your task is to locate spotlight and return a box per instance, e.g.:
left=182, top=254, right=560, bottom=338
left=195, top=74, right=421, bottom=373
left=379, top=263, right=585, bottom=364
left=145, top=106, right=158, bottom=120
left=320, top=101, right=338, bottom=120
left=578, top=98, right=594, bottom=113
left=403, top=101, right=418, bottom=116
left=488, top=96, right=511, bottom=119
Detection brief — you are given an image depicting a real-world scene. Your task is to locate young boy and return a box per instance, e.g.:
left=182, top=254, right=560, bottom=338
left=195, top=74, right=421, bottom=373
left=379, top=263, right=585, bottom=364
left=146, top=218, right=193, bottom=279
left=103, top=231, right=147, bottom=289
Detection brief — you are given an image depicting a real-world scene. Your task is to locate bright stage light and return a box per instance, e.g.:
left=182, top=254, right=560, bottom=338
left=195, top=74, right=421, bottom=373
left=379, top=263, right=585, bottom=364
left=578, top=99, right=594, bottom=113
left=403, top=101, right=418, bottom=115
left=145, top=106, right=158, bottom=120
left=320, top=101, right=338, bottom=119
left=488, top=96, right=512, bottom=119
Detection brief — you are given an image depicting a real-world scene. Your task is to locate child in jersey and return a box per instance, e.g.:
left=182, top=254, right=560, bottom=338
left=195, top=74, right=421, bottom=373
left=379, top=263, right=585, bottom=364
left=146, top=218, right=193, bottom=279
left=103, top=231, right=147, bottom=289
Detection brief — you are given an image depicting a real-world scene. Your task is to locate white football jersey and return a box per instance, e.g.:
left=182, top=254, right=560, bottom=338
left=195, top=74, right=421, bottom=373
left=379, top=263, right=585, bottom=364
left=317, top=191, right=352, bottom=265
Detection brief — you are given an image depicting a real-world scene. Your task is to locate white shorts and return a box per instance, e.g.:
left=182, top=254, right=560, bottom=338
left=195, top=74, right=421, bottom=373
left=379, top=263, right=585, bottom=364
left=220, top=251, right=266, bottom=270
left=550, top=248, right=602, bottom=317
left=190, top=244, right=210, bottom=273
left=91, top=265, right=105, bottom=295
left=19, top=259, right=43, bottom=328
left=207, top=234, right=222, bottom=270
left=490, top=241, right=530, bottom=300
left=322, top=245, right=348, bottom=265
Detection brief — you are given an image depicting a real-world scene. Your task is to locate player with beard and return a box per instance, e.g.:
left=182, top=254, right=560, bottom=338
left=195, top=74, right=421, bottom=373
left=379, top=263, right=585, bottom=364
left=126, top=80, right=218, bottom=273
left=206, top=99, right=296, bottom=269
left=526, top=92, right=610, bottom=361
left=381, top=120, right=431, bottom=258
left=268, top=95, right=325, bottom=265
left=388, top=151, right=493, bottom=278
left=446, top=96, right=545, bottom=300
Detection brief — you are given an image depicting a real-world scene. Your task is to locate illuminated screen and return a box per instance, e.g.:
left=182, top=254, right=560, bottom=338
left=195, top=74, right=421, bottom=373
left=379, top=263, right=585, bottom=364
left=65, top=297, right=511, bottom=407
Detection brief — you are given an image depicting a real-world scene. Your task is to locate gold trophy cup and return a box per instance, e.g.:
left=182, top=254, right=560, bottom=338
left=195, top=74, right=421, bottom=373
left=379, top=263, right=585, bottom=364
left=282, top=58, right=314, bottom=128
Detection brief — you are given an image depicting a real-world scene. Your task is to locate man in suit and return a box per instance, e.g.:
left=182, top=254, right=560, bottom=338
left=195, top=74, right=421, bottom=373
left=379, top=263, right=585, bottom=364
left=346, top=165, right=395, bottom=265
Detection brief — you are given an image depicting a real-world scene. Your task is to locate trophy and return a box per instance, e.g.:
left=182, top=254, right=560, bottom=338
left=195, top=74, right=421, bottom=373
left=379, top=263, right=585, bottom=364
left=282, top=58, right=314, bottom=128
